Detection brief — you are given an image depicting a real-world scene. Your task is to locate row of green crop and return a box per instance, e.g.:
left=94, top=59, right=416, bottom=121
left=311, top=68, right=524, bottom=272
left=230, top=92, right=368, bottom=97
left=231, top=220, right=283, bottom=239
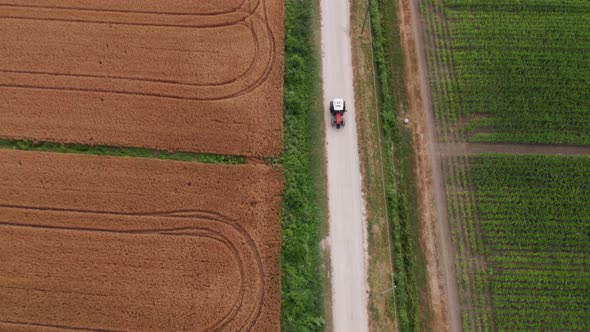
left=472, top=155, right=590, bottom=256
left=421, top=1, right=497, bottom=329
left=443, top=155, right=493, bottom=331
left=280, top=0, right=327, bottom=331
left=442, top=153, right=590, bottom=331
left=419, top=0, right=460, bottom=142
left=462, top=154, right=590, bottom=331
left=370, top=0, right=421, bottom=330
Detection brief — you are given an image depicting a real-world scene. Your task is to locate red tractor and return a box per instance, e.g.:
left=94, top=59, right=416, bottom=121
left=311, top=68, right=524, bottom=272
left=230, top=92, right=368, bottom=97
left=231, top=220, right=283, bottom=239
left=330, top=98, right=347, bottom=129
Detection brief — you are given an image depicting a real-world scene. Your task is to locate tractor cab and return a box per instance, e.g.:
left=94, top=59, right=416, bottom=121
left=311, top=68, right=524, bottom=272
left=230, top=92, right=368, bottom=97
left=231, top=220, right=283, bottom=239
left=329, top=98, right=347, bottom=129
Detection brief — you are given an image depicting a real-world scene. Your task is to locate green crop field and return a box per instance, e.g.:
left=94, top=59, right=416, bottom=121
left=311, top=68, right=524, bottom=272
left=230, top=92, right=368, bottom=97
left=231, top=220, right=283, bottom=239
left=421, top=2, right=590, bottom=330
left=421, top=0, right=590, bottom=144
left=445, top=154, right=590, bottom=331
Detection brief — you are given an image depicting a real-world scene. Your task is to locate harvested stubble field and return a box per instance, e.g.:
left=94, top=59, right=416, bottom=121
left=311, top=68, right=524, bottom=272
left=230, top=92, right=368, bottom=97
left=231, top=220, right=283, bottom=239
left=0, top=149, right=283, bottom=331
left=0, top=0, right=284, bottom=156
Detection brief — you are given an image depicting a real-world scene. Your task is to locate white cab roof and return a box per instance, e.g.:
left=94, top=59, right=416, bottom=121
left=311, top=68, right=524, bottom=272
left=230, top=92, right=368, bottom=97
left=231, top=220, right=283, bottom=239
left=332, top=98, right=344, bottom=111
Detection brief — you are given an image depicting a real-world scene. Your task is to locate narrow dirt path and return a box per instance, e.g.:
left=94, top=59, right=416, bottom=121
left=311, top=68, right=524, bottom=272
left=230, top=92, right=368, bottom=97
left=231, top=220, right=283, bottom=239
left=320, top=0, right=369, bottom=331
left=397, top=0, right=461, bottom=331
left=439, top=143, right=590, bottom=156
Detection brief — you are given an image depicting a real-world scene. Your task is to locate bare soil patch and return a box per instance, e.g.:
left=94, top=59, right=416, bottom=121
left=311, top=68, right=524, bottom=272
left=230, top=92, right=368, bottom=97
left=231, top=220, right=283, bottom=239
left=0, top=149, right=283, bottom=331
left=0, top=0, right=284, bottom=157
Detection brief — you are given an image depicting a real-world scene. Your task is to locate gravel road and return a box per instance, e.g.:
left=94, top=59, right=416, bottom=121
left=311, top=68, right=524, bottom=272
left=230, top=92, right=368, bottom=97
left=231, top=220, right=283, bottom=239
left=320, top=0, right=369, bottom=331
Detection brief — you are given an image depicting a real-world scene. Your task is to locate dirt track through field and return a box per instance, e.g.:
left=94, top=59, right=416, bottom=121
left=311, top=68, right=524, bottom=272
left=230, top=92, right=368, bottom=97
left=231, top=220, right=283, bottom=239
left=0, top=149, right=282, bottom=331
left=0, top=0, right=284, bottom=156
left=397, top=0, right=461, bottom=330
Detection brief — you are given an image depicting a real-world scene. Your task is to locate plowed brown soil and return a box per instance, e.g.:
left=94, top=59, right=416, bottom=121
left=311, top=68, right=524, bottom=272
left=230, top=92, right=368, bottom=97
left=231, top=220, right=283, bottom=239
left=0, top=149, right=283, bottom=331
left=0, top=0, right=284, bottom=157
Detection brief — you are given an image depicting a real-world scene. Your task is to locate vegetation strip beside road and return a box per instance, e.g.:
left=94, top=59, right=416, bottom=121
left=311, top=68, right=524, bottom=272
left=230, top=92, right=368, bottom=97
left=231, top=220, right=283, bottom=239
left=361, top=0, right=431, bottom=330
left=350, top=0, right=396, bottom=329
left=280, top=0, right=327, bottom=331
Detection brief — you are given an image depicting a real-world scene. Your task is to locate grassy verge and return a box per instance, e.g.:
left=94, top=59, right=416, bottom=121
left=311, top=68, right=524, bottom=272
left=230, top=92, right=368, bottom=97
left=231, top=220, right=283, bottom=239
left=350, top=0, right=396, bottom=329
left=0, top=139, right=245, bottom=164
left=363, top=0, right=429, bottom=330
left=280, top=0, right=327, bottom=331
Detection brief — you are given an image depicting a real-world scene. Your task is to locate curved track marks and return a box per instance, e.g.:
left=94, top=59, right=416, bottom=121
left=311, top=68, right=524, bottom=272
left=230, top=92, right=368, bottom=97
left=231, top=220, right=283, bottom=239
left=0, top=150, right=283, bottom=331
left=0, top=207, right=263, bottom=331
left=0, top=0, right=252, bottom=16
left=0, top=0, right=284, bottom=156
left=0, top=0, right=274, bottom=100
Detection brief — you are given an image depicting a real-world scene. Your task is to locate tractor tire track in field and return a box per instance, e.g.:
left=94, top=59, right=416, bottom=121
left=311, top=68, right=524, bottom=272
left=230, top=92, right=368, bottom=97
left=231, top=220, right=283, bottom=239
left=0, top=206, right=265, bottom=332
left=0, top=150, right=282, bottom=331
left=0, top=0, right=284, bottom=157
left=0, top=1, right=275, bottom=101
left=0, top=0, right=257, bottom=16
left=0, top=319, right=124, bottom=332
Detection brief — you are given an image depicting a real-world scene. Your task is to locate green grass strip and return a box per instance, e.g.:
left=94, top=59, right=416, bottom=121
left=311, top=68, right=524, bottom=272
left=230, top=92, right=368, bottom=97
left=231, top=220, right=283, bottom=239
left=371, top=0, right=421, bottom=330
left=0, top=139, right=245, bottom=164
left=280, top=0, right=327, bottom=331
